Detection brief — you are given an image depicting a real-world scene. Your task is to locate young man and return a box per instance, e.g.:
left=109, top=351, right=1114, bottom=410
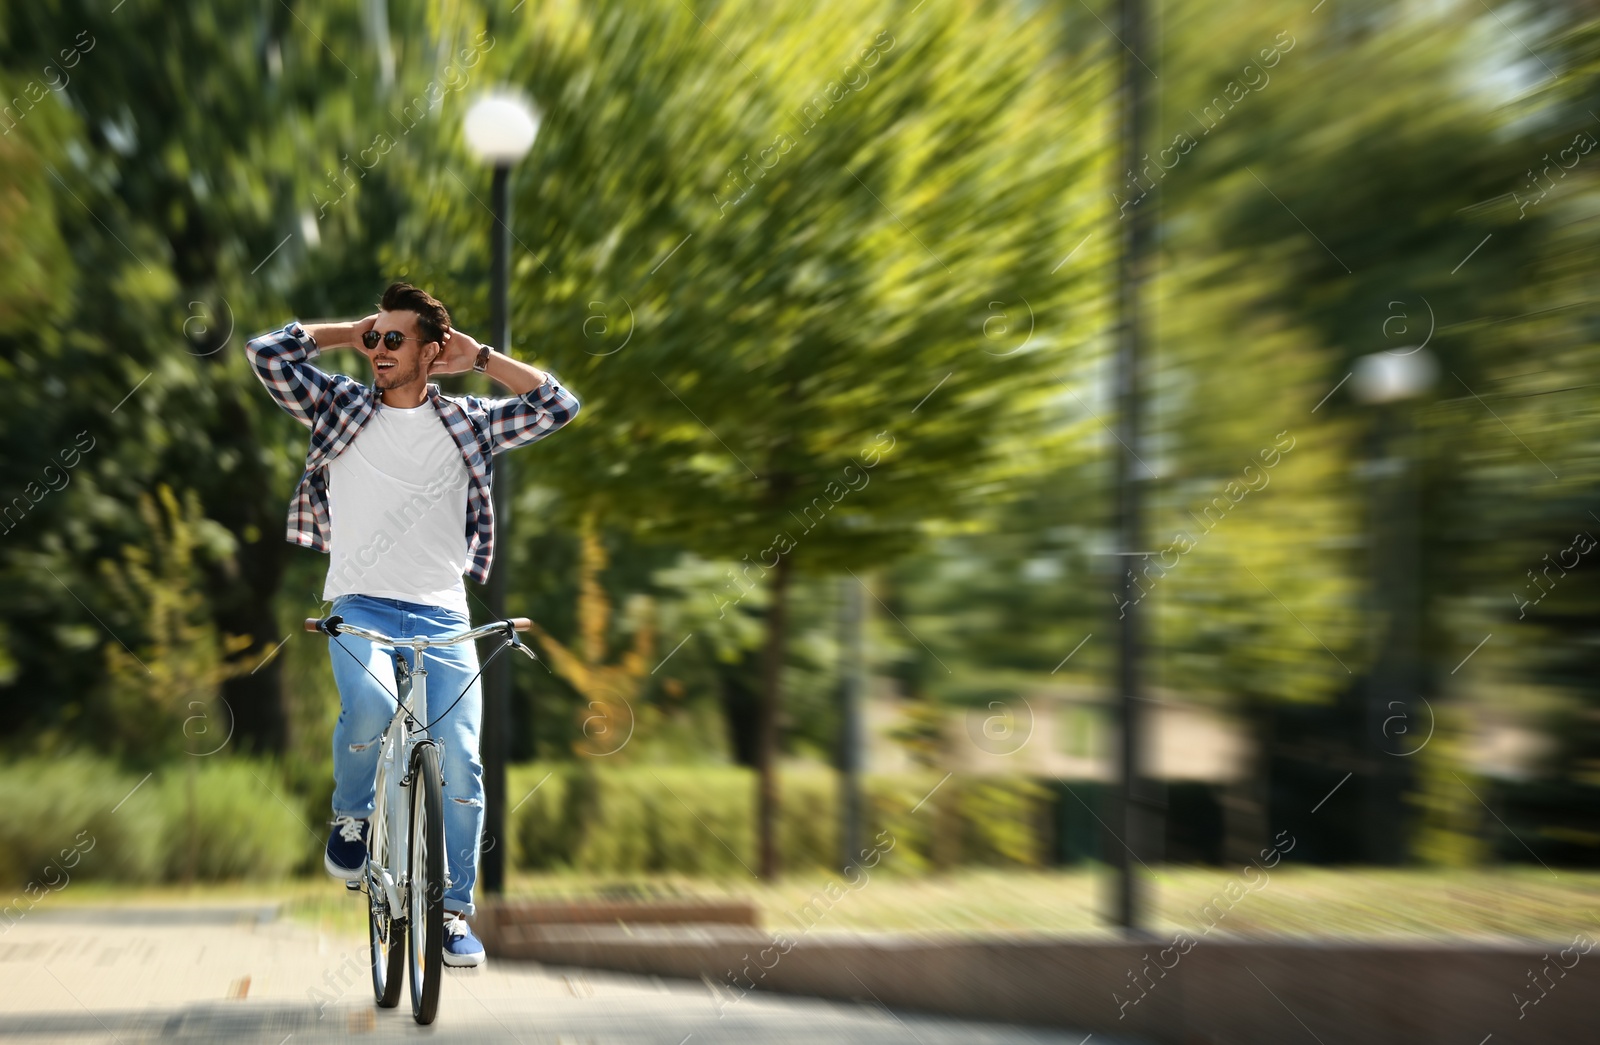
left=246, top=282, right=580, bottom=967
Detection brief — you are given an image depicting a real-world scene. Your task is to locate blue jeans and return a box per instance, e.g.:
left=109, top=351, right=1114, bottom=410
left=327, top=594, right=484, bottom=918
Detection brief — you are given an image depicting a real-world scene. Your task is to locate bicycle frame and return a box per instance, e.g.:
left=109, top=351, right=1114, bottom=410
left=371, top=644, right=424, bottom=925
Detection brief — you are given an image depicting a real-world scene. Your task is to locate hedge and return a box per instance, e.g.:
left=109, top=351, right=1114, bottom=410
left=508, top=762, right=1050, bottom=875
left=0, top=756, right=1052, bottom=890
left=0, top=755, right=309, bottom=891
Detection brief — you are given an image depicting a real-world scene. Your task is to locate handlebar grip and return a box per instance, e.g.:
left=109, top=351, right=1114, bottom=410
left=509, top=617, right=533, bottom=632
left=305, top=615, right=344, bottom=635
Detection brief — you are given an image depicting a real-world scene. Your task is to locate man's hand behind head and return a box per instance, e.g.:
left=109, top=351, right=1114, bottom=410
left=429, top=328, right=483, bottom=377
left=353, top=312, right=380, bottom=345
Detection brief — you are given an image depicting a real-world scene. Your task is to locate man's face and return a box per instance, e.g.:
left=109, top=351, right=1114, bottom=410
left=363, top=310, right=440, bottom=391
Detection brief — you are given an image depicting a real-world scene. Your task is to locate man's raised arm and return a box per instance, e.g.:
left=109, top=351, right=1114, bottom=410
left=245, top=318, right=372, bottom=428
left=428, top=328, right=581, bottom=454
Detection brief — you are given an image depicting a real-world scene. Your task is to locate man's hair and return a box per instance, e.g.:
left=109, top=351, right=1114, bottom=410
left=380, top=281, right=451, bottom=345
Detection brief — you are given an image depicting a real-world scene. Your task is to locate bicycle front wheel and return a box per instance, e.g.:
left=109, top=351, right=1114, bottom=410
left=407, top=743, right=445, bottom=1025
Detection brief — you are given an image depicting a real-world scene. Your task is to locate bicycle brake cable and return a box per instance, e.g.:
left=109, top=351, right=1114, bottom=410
left=330, top=634, right=424, bottom=731
left=419, top=634, right=515, bottom=733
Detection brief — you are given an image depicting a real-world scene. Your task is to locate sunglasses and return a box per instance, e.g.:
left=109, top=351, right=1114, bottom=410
left=362, top=329, right=433, bottom=351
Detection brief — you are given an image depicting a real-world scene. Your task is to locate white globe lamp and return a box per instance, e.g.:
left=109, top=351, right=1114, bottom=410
left=464, top=91, right=539, bottom=165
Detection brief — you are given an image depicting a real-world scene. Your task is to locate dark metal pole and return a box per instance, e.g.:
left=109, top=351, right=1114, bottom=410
left=1366, top=404, right=1418, bottom=863
left=1112, top=0, right=1156, bottom=931
left=482, top=162, right=512, bottom=895
left=837, top=576, right=865, bottom=871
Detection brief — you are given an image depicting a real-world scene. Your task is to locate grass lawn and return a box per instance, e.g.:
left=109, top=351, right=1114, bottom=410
left=33, top=866, right=1600, bottom=945
left=507, top=866, right=1600, bottom=942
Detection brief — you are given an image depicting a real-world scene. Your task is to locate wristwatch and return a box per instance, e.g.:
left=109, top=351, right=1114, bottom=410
left=473, top=344, right=495, bottom=372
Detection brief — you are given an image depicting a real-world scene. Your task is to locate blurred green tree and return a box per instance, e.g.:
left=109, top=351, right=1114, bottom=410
left=99, top=485, right=253, bottom=766
left=526, top=514, right=658, bottom=760
left=391, top=0, right=1103, bottom=876
left=0, top=0, right=478, bottom=760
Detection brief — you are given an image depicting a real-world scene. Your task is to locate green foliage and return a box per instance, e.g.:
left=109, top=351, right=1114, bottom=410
left=527, top=516, right=659, bottom=760
left=405, top=0, right=1098, bottom=569
left=4, top=0, right=1600, bottom=876
left=887, top=701, right=950, bottom=770
left=958, top=776, right=1052, bottom=867
left=97, top=486, right=253, bottom=766
left=508, top=764, right=575, bottom=870
left=0, top=0, right=426, bottom=756
left=0, top=68, right=75, bottom=332
left=0, top=756, right=163, bottom=889
left=0, top=755, right=305, bottom=889
left=509, top=762, right=1048, bottom=874
left=151, top=760, right=310, bottom=882
left=1410, top=708, right=1488, bottom=868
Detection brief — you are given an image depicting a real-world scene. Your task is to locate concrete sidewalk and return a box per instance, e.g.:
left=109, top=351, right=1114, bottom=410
left=0, top=905, right=1108, bottom=1044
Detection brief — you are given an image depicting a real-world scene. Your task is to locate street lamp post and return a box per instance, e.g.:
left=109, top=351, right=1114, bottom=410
left=464, top=91, right=540, bottom=896
left=1352, top=348, right=1436, bottom=864
left=837, top=576, right=866, bottom=873
left=1112, top=0, right=1158, bottom=932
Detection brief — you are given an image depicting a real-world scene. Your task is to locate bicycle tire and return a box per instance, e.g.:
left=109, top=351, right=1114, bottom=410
left=407, top=743, right=445, bottom=1024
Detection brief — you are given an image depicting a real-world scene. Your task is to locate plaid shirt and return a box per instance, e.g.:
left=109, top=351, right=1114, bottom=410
left=245, top=321, right=580, bottom=585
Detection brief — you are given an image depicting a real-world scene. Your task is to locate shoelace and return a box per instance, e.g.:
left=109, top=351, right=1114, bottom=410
left=333, top=816, right=365, bottom=843
left=445, top=914, right=471, bottom=938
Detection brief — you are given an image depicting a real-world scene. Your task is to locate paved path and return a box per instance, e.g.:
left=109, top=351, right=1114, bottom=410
left=0, top=906, right=1110, bottom=1044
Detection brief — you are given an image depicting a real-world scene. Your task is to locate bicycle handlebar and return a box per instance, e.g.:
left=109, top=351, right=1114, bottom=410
left=304, top=614, right=533, bottom=646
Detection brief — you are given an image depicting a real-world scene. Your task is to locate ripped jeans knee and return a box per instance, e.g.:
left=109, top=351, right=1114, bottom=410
left=330, top=724, right=387, bottom=820
left=346, top=732, right=383, bottom=754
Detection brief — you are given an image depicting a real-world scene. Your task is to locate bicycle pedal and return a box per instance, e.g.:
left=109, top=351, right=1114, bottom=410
left=345, top=879, right=362, bottom=892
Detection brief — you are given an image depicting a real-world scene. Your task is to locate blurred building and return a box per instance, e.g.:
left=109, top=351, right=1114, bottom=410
left=861, top=683, right=1556, bottom=867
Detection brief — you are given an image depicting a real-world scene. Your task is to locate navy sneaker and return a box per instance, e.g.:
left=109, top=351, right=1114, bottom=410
left=324, top=815, right=369, bottom=880
left=442, top=912, right=486, bottom=968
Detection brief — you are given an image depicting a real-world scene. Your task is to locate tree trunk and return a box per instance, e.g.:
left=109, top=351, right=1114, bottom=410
left=836, top=575, right=866, bottom=872
left=1222, top=696, right=1272, bottom=866
left=184, top=759, right=198, bottom=885
left=717, top=644, right=764, bottom=768
left=213, top=578, right=286, bottom=754
left=206, top=382, right=288, bottom=756
left=757, top=553, right=794, bottom=880
left=933, top=771, right=962, bottom=872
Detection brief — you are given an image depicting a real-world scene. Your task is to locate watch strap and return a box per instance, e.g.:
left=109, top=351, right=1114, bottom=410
left=473, top=344, right=494, bottom=372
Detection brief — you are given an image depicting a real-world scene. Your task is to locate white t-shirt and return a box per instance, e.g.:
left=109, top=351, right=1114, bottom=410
left=321, top=401, right=472, bottom=615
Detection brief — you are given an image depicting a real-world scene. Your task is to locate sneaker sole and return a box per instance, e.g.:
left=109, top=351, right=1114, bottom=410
left=442, top=950, right=487, bottom=968
left=323, top=853, right=364, bottom=881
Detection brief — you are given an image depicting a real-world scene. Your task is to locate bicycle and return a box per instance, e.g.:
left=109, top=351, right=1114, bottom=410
left=303, top=612, right=537, bottom=1025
